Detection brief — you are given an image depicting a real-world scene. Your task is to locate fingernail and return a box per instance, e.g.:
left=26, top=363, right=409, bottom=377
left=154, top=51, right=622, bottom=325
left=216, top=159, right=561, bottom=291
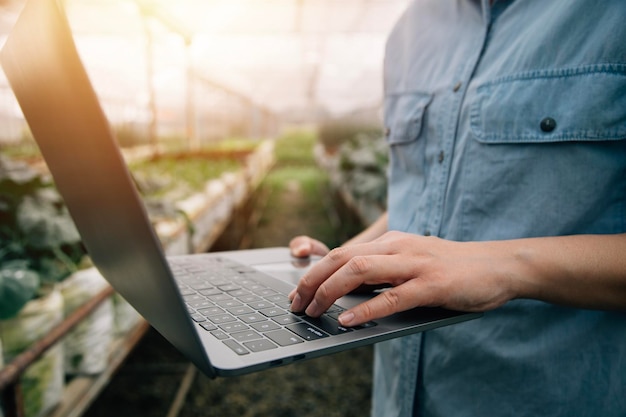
left=305, top=299, right=321, bottom=317
left=339, top=311, right=355, bottom=326
left=290, top=293, right=302, bottom=312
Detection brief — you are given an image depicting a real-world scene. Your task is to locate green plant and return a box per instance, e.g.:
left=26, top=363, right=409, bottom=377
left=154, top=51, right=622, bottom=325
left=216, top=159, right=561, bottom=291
left=273, top=130, right=317, bottom=165
left=337, top=133, right=388, bottom=208
left=317, top=121, right=382, bottom=152
left=130, top=156, right=241, bottom=200
left=0, top=131, right=40, bottom=161
left=0, top=155, right=86, bottom=318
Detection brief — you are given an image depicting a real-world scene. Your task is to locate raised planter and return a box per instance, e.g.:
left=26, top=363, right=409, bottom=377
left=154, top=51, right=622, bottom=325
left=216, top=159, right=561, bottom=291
left=0, top=289, right=65, bottom=417
left=59, top=269, right=113, bottom=376
left=111, top=293, right=141, bottom=337
left=0, top=138, right=275, bottom=417
left=0, top=338, right=3, bottom=417
left=157, top=139, right=275, bottom=255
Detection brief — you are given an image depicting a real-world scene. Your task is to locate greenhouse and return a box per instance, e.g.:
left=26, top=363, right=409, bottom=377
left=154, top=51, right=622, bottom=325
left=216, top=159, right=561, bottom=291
left=0, top=0, right=408, bottom=416
left=4, top=0, right=626, bottom=416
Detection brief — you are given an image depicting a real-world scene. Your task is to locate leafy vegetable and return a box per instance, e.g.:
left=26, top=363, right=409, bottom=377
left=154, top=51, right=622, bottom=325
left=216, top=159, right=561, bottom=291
left=0, top=155, right=86, bottom=318
left=0, top=260, right=40, bottom=320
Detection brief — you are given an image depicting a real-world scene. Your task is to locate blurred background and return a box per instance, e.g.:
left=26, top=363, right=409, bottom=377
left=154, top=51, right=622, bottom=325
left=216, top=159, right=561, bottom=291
left=0, top=0, right=410, bottom=146
left=0, top=1, right=410, bottom=417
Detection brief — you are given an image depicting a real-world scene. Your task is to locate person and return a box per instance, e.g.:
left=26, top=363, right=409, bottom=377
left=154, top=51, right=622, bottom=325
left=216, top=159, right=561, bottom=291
left=287, top=1, right=626, bottom=416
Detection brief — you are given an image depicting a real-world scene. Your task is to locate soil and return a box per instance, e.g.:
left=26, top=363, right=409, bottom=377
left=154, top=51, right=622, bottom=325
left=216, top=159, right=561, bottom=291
left=82, top=160, right=373, bottom=417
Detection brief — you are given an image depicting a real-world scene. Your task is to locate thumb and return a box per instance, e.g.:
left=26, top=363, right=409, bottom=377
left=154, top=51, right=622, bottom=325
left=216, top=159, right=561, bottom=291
left=289, top=236, right=330, bottom=258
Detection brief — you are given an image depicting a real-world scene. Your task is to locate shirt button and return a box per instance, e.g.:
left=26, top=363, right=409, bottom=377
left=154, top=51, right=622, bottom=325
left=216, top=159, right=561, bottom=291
left=424, top=230, right=431, bottom=236
left=453, top=81, right=462, bottom=92
left=540, top=117, right=557, bottom=132
left=438, top=150, right=445, bottom=163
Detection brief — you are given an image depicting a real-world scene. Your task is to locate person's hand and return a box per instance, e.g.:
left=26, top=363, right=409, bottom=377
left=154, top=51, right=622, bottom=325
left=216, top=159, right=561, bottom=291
left=289, top=235, right=331, bottom=258
left=288, top=231, right=519, bottom=327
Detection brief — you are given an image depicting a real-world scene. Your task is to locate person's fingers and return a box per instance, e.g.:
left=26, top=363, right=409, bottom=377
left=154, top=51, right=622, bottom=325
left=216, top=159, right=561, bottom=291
left=338, top=279, right=428, bottom=326
left=290, top=246, right=353, bottom=310
left=292, top=243, right=400, bottom=314
left=304, top=253, right=402, bottom=316
left=289, top=235, right=330, bottom=258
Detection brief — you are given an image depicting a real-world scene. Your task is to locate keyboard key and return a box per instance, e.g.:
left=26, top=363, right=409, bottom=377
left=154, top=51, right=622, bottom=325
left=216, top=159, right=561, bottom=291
left=265, top=294, right=288, bottom=303
left=251, top=321, right=281, bottom=332
left=199, top=288, right=222, bottom=296
left=187, top=300, right=214, bottom=309
left=265, top=329, right=305, bottom=346
left=273, top=314, right=302, bottom=325
left=190, top=313, right=206, bottom=322
left=209, top=279, right=232, bottom=287
left=240, top=314, right=267, bottom=324
left=197, top=306, right=224, bottom=316
left=238, top=295, right=262, bottom=303
left=254, top=288, right=278, bottom=297
left=231, top=330, right=263, bottom=342
left=208, top=294, right=232, bottom=302
left=208, top=314, right=237, bottom=324
left=285, top=323, right=329, bottom=341
left=226, top=306, right=255, bottom=316
left=210, top=330, right=230, bottom=340
left=243, top=339, right=278, bottom=352
left=218, top=284, right=242, bottom=292
left=259, top=307, right=287, bottom=318
left=247, top=301, right=273, bottom=309
left=183, top=294, right=206, bottom=302
left=199, top=322, right=217, bottom=331
left=229, top=289, right=251, bottom=297
left=223, top=339, right=249, bottom=355
left=190, top=282, right=215, bottom=291
left=243, top=283, right=266, bottom=291
left=216, top=299, right=243, bottom=308
left=301, top=314, right=353, bottom=335
left=220, top=322, right=249, bottom=333
left=274, top=300, right=293, bottom=309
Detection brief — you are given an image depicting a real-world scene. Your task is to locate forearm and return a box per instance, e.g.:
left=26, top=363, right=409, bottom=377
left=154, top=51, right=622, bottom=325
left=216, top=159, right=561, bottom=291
left=505, top=233, right=626, bottom=310
left=343, top=212, right=388, bottom=246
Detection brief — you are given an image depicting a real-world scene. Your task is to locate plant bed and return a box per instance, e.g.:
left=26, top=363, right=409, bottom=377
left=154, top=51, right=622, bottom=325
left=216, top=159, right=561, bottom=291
left=59, top=268, right=113, bottom=376
left=0, top=289, right=65, bottom=417
left=138, top=139, right=275, bottom=254
left=0, top=154, right=86, bottom=319
left=315, top=129, right=387, bottom=226
left=0, top=138, right=275, bottom=417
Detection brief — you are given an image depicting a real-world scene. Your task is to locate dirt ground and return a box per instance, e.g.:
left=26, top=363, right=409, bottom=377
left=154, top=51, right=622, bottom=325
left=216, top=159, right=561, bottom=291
left=83, top=144, right=373, bottom=417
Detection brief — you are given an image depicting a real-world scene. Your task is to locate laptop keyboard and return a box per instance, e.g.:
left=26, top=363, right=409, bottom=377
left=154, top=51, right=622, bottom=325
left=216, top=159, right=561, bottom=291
left=169, top=256, right=376, bottom=356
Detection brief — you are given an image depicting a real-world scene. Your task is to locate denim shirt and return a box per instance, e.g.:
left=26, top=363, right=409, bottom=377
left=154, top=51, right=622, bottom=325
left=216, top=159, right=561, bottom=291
left=374, top=1, right=626, bottom=416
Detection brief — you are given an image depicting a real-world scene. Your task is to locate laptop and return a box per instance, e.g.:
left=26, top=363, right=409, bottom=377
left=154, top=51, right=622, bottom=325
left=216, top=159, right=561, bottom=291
left=0, top=0, right=481, bottom=377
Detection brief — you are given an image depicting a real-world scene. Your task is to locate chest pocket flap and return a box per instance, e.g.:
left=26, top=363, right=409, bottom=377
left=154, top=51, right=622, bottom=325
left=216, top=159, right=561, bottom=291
left=385, top=92, right=432, bottom=144
left=470, top=65, right=626, bottom=143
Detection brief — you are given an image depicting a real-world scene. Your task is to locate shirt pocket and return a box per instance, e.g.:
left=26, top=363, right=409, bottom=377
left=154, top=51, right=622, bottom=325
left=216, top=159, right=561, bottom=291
left=459, top=66, right=626, bottom=240
left=383, top=92, right=433, bottom=201
left=469, top=65, right=626, bottom=144
left=384, top=92, right=432, bottom=144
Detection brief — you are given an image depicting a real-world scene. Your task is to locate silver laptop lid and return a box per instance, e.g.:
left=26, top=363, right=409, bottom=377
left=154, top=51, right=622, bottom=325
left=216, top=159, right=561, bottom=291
left=1, top=0, right=215, bottom=377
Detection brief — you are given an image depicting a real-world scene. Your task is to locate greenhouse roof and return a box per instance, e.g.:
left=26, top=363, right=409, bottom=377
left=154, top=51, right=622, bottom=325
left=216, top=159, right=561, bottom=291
left=1, top=0, right=411, bottom=122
